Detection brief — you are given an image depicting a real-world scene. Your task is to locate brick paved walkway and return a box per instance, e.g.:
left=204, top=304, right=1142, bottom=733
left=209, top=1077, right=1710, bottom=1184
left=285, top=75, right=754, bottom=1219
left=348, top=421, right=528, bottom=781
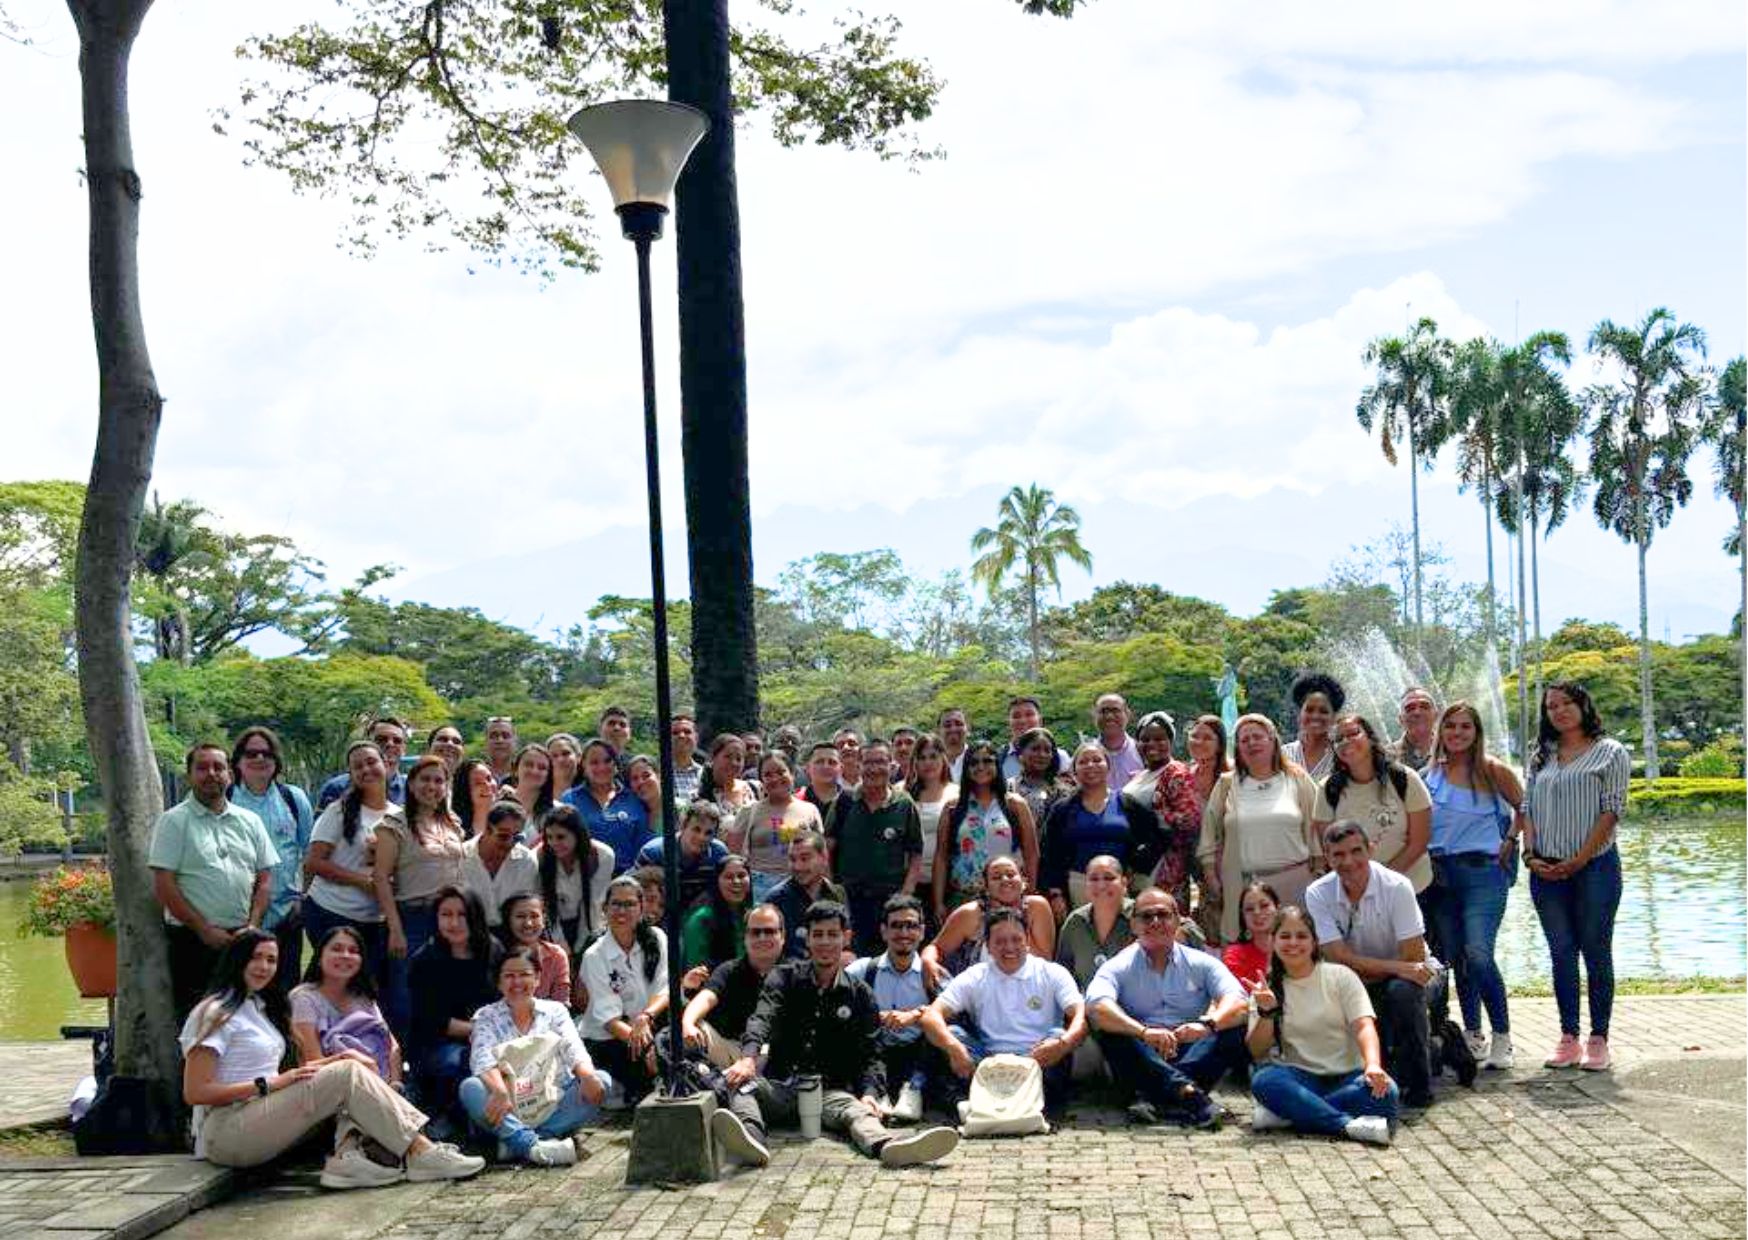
left=0, top=1042, right=93, bottom=1127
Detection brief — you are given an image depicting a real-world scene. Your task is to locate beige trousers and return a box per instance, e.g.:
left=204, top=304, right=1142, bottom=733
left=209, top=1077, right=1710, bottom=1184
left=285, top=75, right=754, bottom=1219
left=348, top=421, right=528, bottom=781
left=698, top=1021, right=742, bottom=1070
left=201, top=1059, right=426, bottom=1168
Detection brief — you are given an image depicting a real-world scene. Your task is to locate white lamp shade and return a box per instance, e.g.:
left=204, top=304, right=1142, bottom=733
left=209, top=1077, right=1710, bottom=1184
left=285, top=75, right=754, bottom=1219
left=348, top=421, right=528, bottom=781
left=566, top=100, right=709, bottom=211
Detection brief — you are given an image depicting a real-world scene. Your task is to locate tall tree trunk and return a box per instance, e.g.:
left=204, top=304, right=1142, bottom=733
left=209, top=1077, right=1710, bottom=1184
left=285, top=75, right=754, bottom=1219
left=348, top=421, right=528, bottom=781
left=665, top=0, right=759, bottom=738
left=1481, top=456, right=1497, bottom=654
left=1408, top=418, right=1423, bottom=654
left=67, top=0, right=180, bottom=1096
left=1026, top=562, right=1040, bottom=680
left=1530, top=505, right=1544, bottom=705
left=1513, top=463, right=1530, bottom=763
left=1636, top=526, right=1659, bottom=780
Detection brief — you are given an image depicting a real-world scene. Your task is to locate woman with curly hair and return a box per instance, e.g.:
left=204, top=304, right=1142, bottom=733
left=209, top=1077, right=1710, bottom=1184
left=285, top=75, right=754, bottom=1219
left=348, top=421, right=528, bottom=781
left=1281, top=672, right=1345, bottom=781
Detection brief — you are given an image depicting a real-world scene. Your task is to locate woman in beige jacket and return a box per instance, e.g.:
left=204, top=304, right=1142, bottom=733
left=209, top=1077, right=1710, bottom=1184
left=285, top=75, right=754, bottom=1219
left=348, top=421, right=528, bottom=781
left=1196, top=714, right=1321, bottom=944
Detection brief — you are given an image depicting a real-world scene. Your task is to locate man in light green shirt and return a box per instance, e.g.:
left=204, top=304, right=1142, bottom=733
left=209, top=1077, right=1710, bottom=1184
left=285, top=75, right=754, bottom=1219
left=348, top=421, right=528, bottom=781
left=149, top=742, right=279, bottom=1018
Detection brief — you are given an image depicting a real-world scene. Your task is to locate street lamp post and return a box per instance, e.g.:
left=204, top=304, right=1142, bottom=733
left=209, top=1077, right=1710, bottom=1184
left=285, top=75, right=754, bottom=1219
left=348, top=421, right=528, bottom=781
left=566, top=100, right=708, bottom=1101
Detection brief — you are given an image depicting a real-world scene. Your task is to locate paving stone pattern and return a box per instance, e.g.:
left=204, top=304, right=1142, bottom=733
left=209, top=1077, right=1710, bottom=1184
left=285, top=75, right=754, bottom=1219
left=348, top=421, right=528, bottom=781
left=374, top=997, right=1746, bottom=1240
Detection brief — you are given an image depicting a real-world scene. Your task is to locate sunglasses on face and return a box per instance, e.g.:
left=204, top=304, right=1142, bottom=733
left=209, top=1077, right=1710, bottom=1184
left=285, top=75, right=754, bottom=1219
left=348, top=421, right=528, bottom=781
left=747, top=927, right=783, bottom=938
left=886, top=920, right=924, bottom=932
left=240, top=749, right=273, bottom=760
left=1135, top=909, right=1174, bottom=923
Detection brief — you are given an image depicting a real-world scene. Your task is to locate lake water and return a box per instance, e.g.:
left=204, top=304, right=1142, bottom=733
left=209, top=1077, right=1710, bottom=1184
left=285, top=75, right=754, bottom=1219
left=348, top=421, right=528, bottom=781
left=0, top=817, right=1740, bottom=1040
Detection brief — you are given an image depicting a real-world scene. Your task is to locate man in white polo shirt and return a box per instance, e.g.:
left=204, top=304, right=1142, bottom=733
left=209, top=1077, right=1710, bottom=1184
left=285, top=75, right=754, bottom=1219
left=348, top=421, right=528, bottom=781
left=919, top=908, right=1087, bottom=1116
left=459, top=802, right=539, bottom=927
left=1304, top=819, right=1444, bottom=1108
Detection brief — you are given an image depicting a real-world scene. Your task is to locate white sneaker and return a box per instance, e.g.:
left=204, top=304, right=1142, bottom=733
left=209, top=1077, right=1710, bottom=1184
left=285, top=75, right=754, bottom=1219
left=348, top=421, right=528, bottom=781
left=1486, top=1032, right=1515, bottom=1071
left=1249, top=1102, right=1292, bottom=1132
left=955, top=1100, right=970, bottom=1125
left=1344, top=1116, right=1392, bottom=1147
left=405, top=1141, right=486, bottom=1183
left=879, top=1126, right=959, bottom=1168
left=889, top=1082, right=924, bottom=1124
left=711, top=1109, right=771, bottom=1167
left=527, top=1138, right=579, bottom=1167
left=1464, top=1030, right=1489, bottom=1060
left=320, top=1147, right=405, bottom=1189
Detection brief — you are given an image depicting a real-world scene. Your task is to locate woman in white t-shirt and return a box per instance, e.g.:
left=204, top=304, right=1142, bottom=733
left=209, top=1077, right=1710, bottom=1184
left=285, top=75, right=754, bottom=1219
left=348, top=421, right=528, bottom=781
left=1243, top=906, right=1398, bottom=1145
left=1315, top=714, right=1433, bottom=893
left=304, top=741, right=397, bottom=972
left=535, top=803, right=614, bottom=955
left=1197, top=715, right=1321, bottom=943
left=905, top=734, right=958, bottom=919
left=179, top=928, right=482, bottom=1187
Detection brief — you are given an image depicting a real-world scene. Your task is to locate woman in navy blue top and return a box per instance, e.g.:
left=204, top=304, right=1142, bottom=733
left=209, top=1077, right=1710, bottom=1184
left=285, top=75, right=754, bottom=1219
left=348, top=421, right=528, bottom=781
left=561, top=739, right=653, bottom=875
left=1041, top=742, right=1163, bottom=916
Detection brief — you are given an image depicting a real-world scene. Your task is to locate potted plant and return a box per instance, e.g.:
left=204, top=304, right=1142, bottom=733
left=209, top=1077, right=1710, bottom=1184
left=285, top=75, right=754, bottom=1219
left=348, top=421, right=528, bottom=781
left=19, top=865, right=117, bottom=998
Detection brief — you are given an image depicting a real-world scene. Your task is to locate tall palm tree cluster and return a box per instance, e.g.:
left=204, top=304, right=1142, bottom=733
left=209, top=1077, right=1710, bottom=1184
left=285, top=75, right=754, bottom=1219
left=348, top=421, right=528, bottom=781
left=1357, top=308, right=1745, bottom=781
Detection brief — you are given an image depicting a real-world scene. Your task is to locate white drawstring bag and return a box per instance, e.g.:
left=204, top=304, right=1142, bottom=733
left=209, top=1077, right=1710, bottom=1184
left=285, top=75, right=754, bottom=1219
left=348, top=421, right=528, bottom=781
left=960, top=1053, right=1048, bottom=1137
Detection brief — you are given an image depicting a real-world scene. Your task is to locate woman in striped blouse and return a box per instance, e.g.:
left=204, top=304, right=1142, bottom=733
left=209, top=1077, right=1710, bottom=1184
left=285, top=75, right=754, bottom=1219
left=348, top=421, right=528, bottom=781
left=1520, top=682, right=1630, bottom=1073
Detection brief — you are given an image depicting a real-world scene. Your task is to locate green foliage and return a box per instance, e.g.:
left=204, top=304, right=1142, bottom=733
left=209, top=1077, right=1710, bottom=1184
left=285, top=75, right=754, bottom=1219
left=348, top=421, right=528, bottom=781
left=0, top=760, right=68, bottom=858
left=1625, top=777, right=1745, bottom=819
left=1681, top=735, right=1745, bottom=778
left=970, top=483, right=1094, bottom=674
left=1043, top=583, right=1232, bottom=648
left=17, top=865, right=113, bottom=935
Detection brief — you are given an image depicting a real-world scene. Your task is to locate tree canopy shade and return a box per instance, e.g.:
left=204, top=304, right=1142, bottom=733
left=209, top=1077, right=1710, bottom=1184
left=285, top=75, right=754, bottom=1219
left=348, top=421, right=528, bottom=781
left=1586, top=308, right=1709, bottom=781
left=971, top=484, right=1094, bottom=679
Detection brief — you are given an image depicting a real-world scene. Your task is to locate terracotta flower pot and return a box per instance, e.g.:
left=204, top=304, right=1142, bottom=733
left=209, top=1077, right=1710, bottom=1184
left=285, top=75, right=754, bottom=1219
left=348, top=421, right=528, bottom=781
left=65, top=921, right=118, bottom=998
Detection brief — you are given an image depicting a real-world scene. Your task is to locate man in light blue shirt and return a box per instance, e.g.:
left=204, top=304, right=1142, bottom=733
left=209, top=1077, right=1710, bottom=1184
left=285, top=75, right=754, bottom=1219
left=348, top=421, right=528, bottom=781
left=845, top=894, right=942, bottom=1123
left=1087, top=889, right=1248, bottom=1128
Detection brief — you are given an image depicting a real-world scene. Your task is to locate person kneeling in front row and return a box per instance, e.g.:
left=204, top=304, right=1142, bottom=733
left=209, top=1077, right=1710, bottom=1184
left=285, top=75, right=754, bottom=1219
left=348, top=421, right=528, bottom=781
left=180, top=928, right=484, bottom=1188
left=1087, top=889, right=1249, bottom=1129
left=711, top=901, right=960, bottom=1169
left=1244, top=905, right=1398, bottom=1146
left=458, top=945, right=613, bottom=1166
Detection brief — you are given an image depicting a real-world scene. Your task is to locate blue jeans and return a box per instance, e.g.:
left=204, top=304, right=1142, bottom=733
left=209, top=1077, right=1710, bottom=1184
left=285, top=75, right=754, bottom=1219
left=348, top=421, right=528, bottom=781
left=1428, top=854, right=1511, bottom=1034
left=411, top=1041, right=470, bottom=1128
left=459, top=1071, right=610, bottom=1159
left=1097, top=1026, right=1247, bottom=1110
left=1251, top=1062, right=1399, bottom=1136
left=382, top=902, right=437, bottom=1042
left=1530, top=847, right=1622, bottom=1037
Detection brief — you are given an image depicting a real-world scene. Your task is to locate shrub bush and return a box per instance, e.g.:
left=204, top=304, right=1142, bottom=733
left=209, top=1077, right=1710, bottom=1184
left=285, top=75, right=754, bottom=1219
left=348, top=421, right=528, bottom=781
left=1626, top=777, right=1746, bottom=819
left=1680, top=735, right=1745, bottom=779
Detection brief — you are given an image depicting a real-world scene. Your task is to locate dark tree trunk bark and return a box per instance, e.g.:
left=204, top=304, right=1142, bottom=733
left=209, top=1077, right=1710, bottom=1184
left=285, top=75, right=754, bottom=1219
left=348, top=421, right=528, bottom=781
left=664, top=0, right=760, bottom=739
left=66, top=0, right=181, bottom=1097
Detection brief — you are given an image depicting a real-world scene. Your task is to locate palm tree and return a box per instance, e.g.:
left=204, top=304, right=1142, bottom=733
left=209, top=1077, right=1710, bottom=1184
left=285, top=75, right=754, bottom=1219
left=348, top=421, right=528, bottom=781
left=133, top=493, right=213, bottom=665
left=1357, top=317, right=1453, bottom=653
left=970, top=484, right=1093, bottom=678
left=1448, top=337, right=1508, bottom=653
left=1492, top=334, right=1583, bottom=708
left=1586, top=308, right=1708, bottom=781
left=1706, top=356, right=1745, bottom=740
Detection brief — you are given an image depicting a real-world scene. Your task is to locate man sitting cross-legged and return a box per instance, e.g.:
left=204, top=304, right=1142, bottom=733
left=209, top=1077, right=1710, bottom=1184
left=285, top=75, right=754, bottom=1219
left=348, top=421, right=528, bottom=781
left=845, top=894, right=949, bottom=1124
left=711, top=901, right=960, bottom=1169
left=1087, top=888, right=1250, bottom=1129
left=919, top=907, right=1087, bottom=1121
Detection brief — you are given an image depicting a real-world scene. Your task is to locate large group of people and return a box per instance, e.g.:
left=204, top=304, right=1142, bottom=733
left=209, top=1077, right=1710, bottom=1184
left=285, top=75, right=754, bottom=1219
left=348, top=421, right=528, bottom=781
left=151, top=677, right=1631, bottom=1185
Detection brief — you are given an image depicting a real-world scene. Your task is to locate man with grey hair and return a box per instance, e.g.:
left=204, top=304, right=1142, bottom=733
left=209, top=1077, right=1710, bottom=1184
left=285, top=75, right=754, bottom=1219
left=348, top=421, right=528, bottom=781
left=1304, top=820, right=1446, bottom=1107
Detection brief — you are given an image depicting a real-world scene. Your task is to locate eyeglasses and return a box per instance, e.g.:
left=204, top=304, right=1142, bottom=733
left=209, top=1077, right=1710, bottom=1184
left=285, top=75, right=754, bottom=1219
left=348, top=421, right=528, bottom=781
left=1135, top=909, right=1175, bottom=923
left=886, top=920, right=924, bottom=932
left=239, top=748, right=273, bottom=760
left=607, top=900, right=642, bottom=911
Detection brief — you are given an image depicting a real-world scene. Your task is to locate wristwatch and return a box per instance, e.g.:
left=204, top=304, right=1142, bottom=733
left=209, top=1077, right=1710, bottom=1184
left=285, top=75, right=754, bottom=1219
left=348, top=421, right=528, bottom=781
left=254, top=1076, right=270, bottom=1098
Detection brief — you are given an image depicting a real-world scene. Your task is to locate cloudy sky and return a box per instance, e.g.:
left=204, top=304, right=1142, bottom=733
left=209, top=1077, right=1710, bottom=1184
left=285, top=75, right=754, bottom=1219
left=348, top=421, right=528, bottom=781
left=4, top=0, right=1743, bottom=651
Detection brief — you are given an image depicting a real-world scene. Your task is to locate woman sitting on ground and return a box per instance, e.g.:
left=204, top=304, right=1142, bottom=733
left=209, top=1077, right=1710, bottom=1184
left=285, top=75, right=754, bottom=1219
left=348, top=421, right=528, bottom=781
left=921, top=854, right=1056, bottom=990
left=180, top=928, right=483, bottom=1187
left=499, top=893, right=572, bottom=1007
left=1221, top=881, right=1280, bottom=987
left=406, top=888, right=499, bottom=1137
left=577, top=876, right=670, bottom=1103
left=459, top=945, right=612, bottom=1166
left=680, top=854, right=754, bottom=985
left=1244, top=905, right=1398, bottom=1146
left=289, top=926, right=401, bottom=1093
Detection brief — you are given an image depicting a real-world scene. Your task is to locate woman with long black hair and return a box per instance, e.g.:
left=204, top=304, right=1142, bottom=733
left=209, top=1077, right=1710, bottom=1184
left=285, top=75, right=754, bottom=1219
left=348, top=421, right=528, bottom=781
left=1522, top=681, right=1630, bottom=1072
left=374, top=754, right=467, bottom=1035
left=577, top=875, right=670, bottom=1103
left=406, top=888, right=498, bottom=1137
left=452, top=759, right=498, bottom=839
left=303, top=741, right=393, bottom=973
left=536, top=803, right=614, bottom=955
left=680, top=854, right=754, bottom=976
left=932, top=739, right=1039, bottom=922
left=179, top=928, right=482, bottom=1185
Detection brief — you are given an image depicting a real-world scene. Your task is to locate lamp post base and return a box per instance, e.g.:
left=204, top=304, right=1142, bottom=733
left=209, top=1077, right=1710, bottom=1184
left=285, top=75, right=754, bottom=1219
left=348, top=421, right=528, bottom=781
left=624, top=1090, right=718, bottom=1185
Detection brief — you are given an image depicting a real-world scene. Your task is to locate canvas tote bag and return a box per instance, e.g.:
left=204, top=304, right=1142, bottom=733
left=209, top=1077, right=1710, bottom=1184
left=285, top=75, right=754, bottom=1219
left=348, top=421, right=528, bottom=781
left=960, top=1053, right=1048, bottom=1137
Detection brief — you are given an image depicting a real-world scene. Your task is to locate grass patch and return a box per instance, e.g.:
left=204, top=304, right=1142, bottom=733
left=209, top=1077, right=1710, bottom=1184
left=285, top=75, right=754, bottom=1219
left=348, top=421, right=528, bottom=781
left=1507, top=975, right=1745, bottom=998
left=0, top=1120, right=75, bottom=1159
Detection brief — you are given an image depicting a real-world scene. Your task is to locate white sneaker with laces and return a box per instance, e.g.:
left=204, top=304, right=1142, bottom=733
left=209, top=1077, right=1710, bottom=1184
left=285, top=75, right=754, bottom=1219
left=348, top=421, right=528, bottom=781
left=1344, top=1116, right=1392, bottom=1147
left=320, top=1147, right=405, bottom=1189
left=890, top=1082, right=924, bottom=1124
left=405, top=1142, right=486, bottom=1183
left=879, top=1126, right=959, bottom=1167
left=527, top=1138, right=579, bottom=1167
left=1486, top=1032, right=1515, bottom=1071
left=711, top=1108, right=771, bottom=1167
left=1464, top=1030, right=1489, bottom=1060
left=1249, top=1102, right=1292, bottom=1132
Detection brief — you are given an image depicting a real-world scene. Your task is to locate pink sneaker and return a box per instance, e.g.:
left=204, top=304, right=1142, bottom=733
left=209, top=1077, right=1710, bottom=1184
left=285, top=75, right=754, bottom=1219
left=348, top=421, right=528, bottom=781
left=1544, top=1034, right=1583, bottom=1069
left=1579, top=1036, right=1611, bottom=1071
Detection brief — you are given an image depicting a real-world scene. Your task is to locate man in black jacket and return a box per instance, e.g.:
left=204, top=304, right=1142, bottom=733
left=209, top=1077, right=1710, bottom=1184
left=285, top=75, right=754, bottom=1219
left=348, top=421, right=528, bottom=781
left=713, top=901, right=958, bottom=1169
